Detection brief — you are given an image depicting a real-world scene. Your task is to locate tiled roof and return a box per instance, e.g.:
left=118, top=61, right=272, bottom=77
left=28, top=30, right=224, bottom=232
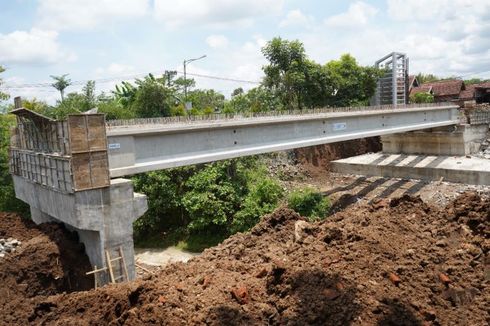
left=422, top=79, right=464, bottom=96
left=474, top=82, right=490, bottom=89
left=410, top=85, right=432, bottom=96
left=459, top=84, right=476, bottom=100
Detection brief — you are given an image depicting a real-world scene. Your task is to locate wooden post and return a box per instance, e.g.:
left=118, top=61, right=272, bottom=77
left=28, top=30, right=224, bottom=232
left=14, top=96, right=22, bottom=109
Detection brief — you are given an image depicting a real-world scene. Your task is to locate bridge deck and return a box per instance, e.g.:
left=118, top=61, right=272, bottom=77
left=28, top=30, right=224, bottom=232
left=106, top=104, right=460, bottom=177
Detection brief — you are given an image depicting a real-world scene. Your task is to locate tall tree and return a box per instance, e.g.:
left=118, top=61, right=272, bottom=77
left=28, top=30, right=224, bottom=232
left=50, top=74, right=72, bottom=101
left=82, top=80, right=96, bottom=110
left=262, top=37, right=309, bottom=110
left=324, top=54, right=382, bottom=107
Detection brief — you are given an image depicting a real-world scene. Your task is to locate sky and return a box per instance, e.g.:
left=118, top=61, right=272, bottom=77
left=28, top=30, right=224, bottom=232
left=0, top=0, right=489, bottom=104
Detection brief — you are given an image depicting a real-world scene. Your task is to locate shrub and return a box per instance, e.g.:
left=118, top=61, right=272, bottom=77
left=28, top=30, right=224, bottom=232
left=287, top=187, right=330, bottom=221
left=231, top=176, right=283, bottom=233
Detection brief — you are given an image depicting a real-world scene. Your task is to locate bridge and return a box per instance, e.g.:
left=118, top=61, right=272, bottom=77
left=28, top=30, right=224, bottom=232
left=8, top=102, right=461, bottom=284
left=106, top=103, right=459, bottom=177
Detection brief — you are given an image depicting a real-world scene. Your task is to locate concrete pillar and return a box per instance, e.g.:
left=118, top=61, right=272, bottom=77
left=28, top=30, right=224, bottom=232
left=13, top=176, right=147, bottom=283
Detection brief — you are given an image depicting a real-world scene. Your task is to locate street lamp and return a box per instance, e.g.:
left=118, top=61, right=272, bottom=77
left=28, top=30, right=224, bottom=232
left=183, top=54, right=206, bottom=101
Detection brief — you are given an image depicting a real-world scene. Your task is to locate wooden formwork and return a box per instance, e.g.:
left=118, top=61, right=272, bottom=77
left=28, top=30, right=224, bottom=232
left=9, top=109, right=110, bottom=193
left=9, top=149, right=73, bottom=192
left=67, top=114, right=110, bottom=191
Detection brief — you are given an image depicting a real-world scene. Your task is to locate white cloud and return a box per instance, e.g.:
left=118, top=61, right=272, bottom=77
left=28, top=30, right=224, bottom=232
left=36, top=0, right=150, bottom=30
left=95, top=63, right=137, bottom=77
left=386, top=0, right=490, bottom=75
left=387, top=0, right=490, bottom=21
left=206, top=35, right=229, bottom=49
left=279, top=10, right=313, bottom=28
left=324, top=1, right=378, bottom=28
left=0, top=28, right=75, bottom=65
left=154, top=0, right=284, bottom=28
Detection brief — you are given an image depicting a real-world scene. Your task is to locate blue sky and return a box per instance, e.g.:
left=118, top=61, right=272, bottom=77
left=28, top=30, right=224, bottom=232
left=1, top=0, right=489, bottom=103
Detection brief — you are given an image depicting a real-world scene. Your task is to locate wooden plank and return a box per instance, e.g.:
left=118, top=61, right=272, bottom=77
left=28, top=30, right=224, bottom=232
left=119, top=246, right=129, bottom=282
left=68, top=115, right=89, bottom=153
left=71, top=153, right=91, bottom=190
left=105, top=250, right=116, bottom=283
left=87, top=115, right=107, bottom=151
left=89, top=151, right=109, bottom=189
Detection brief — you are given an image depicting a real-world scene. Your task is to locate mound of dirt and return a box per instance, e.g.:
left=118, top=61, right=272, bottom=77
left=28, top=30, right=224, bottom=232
left=2, top=193, right=489, bottom=325
left=0, top=212, right=93, bottom=325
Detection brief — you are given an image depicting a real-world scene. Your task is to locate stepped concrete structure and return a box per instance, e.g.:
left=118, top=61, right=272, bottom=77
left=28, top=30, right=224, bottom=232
left=333, top=109, right=490, bottom=185
left=8, top=102, right=463, bottom=284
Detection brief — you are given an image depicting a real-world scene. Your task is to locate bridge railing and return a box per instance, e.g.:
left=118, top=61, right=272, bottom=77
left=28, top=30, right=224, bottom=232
left=106, top=102, right=457, bottom=128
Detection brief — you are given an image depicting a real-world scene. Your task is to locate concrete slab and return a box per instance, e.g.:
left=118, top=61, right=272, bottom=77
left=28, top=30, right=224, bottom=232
left=331, top=153, right=490, bottom=185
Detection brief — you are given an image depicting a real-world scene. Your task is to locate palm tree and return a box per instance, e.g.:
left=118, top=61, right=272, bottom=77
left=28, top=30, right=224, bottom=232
left=50, top=74, right=72, bottom=101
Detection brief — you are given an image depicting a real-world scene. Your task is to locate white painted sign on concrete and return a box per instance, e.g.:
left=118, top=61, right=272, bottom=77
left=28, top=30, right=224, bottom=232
left=108, top=143, right=121, bottom=150
left=333, top=122, right=347, bottom=131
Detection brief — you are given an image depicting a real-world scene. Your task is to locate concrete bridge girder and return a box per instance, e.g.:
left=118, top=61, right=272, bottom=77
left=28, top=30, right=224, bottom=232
left=107, top=105, right=460, bottom=177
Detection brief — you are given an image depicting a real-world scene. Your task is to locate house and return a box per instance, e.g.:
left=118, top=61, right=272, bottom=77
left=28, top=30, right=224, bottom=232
left=422, top=79, right=465, bottom=102
left=458, top=82, right=490, bottom=105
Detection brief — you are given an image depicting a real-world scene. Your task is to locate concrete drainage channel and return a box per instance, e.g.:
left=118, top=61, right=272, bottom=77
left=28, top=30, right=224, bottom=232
left=0, top=238, right=21, bottom=258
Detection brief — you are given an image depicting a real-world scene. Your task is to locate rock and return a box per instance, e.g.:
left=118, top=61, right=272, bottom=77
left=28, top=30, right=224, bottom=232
left=435, top=240, right=447, bottom=247
left=294, top=220, right=311, bottom=243
left=0, top=253, right=4, bottom=258
left=231, top=286, right=249, bottom=304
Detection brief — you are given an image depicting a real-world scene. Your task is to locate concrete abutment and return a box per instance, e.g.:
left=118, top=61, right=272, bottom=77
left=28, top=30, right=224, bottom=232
left=333, top=123, right=490, bottom=185
left=13, top=176, right=148, bottom=281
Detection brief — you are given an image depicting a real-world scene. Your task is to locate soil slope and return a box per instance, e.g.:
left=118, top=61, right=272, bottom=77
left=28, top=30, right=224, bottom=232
left=2, top=193, right=487, bottom=325
left=0, top=212, right=93, bottom=325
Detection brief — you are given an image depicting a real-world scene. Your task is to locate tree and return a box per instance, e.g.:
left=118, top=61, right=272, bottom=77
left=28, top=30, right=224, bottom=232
left=50, top=74, right=72, bottom=101
left=231, top=87, right=244, bottom=97
left=324, top=54, right=382, bottom=107
left=132, top=74, right=174, bottom=117
left=186, top=89, right=225, bottom=113
left=261, top=38, right=381, bottom=110
left=81, top=80, right=96, bottom=111
left=416, top=73, right=439, bottom=84
left=262, top=37, right=309, bottom=110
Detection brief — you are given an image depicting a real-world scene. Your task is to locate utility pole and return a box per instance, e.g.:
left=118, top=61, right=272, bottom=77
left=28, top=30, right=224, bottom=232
left=183, top=55, right=206, bottom=102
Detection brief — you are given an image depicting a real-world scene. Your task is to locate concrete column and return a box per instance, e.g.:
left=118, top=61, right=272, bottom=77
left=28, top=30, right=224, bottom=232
left=13, top=176, right=148, bottom=283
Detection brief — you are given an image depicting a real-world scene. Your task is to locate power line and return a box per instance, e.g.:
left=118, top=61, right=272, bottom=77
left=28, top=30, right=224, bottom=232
left=0, top=70, right=262, bottom=90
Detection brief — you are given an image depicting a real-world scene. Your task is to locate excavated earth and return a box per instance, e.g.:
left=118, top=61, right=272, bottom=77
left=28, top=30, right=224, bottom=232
left=0, top=193, right=489, bottom=325
left=0, top=212, right=93, bottom=325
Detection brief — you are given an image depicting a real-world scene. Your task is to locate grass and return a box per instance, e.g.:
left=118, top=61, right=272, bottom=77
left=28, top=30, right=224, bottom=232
left=134, top=228, right=228, bottom=253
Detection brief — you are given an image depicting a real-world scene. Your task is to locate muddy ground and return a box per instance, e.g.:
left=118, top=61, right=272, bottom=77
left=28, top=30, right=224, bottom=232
left=0, top=192, right=487, bottom=325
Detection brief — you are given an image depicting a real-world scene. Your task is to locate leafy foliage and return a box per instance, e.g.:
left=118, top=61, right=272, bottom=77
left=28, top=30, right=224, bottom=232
left=0, top=66, right=8, bottom=102
left=261, top=38, right=382, bottom=110
left=0, top=114, right=29, bottom=214
left=287, top=187, right=330, bottom=221
left=131, top=158, right=283, bottom=242
left=410, top=92, right=434, bottom=103
left=415, top=73, right=439, bottom=84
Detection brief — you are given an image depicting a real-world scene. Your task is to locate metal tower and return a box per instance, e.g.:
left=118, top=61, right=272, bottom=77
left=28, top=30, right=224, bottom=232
left=372, top=52, right=409, bottom=106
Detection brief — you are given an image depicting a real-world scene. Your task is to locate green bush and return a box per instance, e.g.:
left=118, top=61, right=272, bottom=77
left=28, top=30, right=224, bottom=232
left=287, top=187, right=330, bottom=221
left=232, top=176, right=283, bottom=233
left=410, top=92, right=434, bottom=104
left=0, top=114, right=29, bottom=214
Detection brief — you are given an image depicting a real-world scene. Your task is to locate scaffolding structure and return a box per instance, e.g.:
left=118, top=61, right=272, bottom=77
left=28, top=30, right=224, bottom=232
left=372, top=52, right=409, bottom=106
